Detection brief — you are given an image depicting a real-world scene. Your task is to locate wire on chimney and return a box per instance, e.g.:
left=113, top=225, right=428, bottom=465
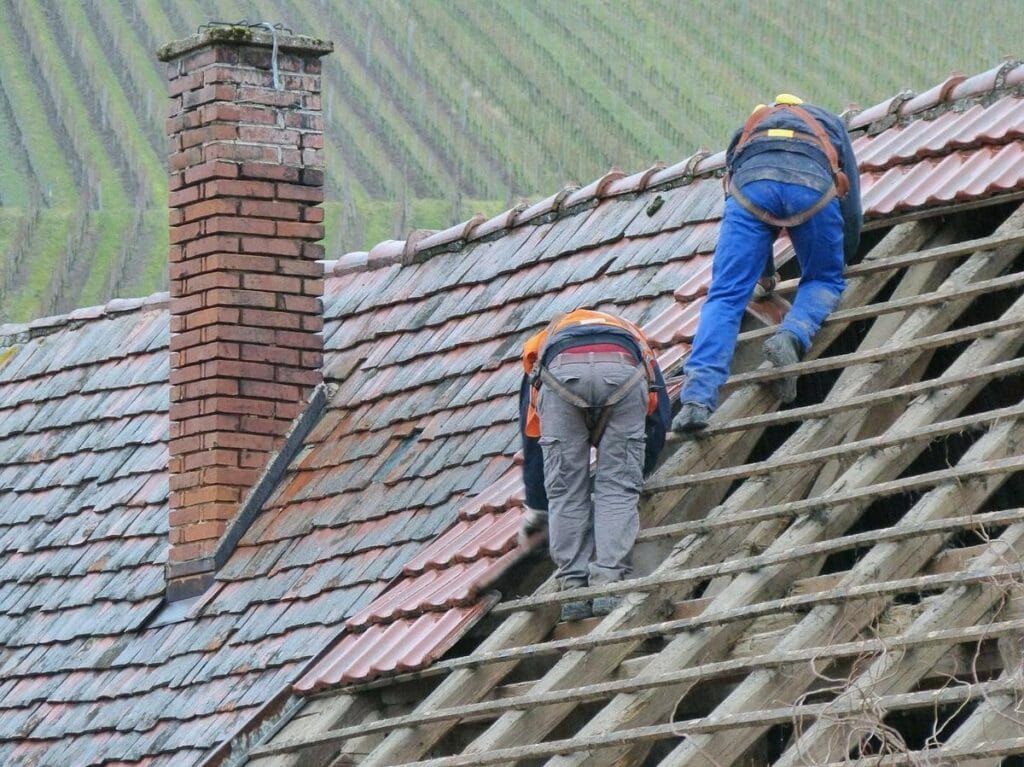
left=198, top=20, right=291, bottom=90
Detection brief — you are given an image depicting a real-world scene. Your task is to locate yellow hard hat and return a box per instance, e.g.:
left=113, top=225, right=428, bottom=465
left=774, top=93, right=804, bottom=105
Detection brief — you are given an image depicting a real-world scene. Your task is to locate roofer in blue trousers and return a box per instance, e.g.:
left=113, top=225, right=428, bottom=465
left=673, top=94, right=862, bottom=434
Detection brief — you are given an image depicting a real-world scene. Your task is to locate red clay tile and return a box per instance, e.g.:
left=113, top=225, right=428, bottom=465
left=899, top=75, right=967, bottom=116
left=848, top=91, right=915, bottom=131
left=346, top=559, right=490, bottom=627
left=863, top=144, right=1024, bottom=215
left=515, top=185, right=580, bottom=225
left=647, top=150, right=710, bottom=188
left=746, top=294, right=791, bottom=327
left=470, top=202, right=529, bottom=241
left=9, top=66, right=1024, bottom=766
left=401, top=517, right=477, bottom=575
left=459, top=469, right=523, bottom=519
left=948, top=61, right=1019, bottom=101
left=772, top=232, right=794, bottom=265
left=415, top=214, right=488, bottom=254
left=643, top=301, right=689, bottom=348
left=672, top=255, right=714, bottom=302
left=294, top=601, right=490, bottom=691
left=858, top=98, right=1024, bottom=172
left=562, top=169, right=627, bottom=208
left=331, top=251, right=371, bottom=276
left=464, top=508, right=525, bottom=558
left=693, top=151, right=727, bottom=176
left=657, top=338, right=692, bottom=374
left=671, top=300, right=705, bottom=344
left=366, top=240, right=405, bottom=268
left=604, top=163, right=666, bottom=196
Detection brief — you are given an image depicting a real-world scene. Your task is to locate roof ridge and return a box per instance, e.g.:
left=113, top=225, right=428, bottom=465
left=0, top=290, right=170, bottom=346
left=845, top=58, right=1024, bottom=133
left=322, top=59, right=1024, bottom=281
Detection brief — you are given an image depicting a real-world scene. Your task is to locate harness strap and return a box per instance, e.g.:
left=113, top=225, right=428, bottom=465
left=728, top=177, right=837, bottom=228
left=735, top=105, right=845, bottom=185
left=726, top=104, right=850, bottom=219
left=537, top=364, right=647, bottom=445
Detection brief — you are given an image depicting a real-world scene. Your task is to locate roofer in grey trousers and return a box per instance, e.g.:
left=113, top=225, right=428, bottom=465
left=518, top=309, right=671, bottom=621
left=538, top=354, right=648, bottom=617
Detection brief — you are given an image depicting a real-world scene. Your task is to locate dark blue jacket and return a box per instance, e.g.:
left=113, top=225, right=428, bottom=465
left=518, top=326, right=672, bottom=511
left=727, top=104, right=863, bottom=261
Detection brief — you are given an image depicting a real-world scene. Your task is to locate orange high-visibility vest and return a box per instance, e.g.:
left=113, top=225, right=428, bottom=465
left=522, top=309, right=659, bottom=438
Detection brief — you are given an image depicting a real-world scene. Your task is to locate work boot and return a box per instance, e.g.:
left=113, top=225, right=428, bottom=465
left=671, top=402, right=712, bottom=434
left=591, top=595, right=622, bottom=616
left=557, top=582, right=592, bottom=622
left=560, top=599, right=592, bottom=621
left=751, top=273, right=777, bottom=301
left=762, top=331, right=802, bottom=403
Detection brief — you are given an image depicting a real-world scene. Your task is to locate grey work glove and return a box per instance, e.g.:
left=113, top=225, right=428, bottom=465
left=517, top=506, right=548, bottom=549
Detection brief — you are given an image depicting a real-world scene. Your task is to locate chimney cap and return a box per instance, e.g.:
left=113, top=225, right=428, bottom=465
left=157, top=25, right=334, bottom=62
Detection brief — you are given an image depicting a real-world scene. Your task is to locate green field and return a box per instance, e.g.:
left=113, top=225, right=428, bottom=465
left=0, top=0, right=1019, bottom=322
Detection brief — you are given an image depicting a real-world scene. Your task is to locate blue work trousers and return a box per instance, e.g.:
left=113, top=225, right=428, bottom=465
left=680, top=180, right=846, bottom=410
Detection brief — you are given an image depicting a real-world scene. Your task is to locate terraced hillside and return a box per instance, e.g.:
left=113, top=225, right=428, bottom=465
left=0, top=0, right=1019, bottom=322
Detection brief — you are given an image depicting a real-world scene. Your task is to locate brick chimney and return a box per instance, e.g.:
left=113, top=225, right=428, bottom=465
left=158, top=27, right=333, bottom=599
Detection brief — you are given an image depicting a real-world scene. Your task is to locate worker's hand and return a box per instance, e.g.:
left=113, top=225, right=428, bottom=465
left=517, top=506, right=548, bottom=549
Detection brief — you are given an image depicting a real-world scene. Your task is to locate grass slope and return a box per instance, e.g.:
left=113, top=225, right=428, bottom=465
left=0, top=0, right=1019, bottom=322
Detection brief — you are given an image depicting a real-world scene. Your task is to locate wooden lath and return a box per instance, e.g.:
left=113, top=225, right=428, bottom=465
left=733, top=228, right=1024, bottom=344
left=386, top=481, right=1024, bottom=766
left=248, top=577, right=1024, bottom=761
left=724, top=310, right=1024, bottom=391
left=288, top=495, right=1024, bottom=699
left=769, top=577, right=1024, bottom=765
left=668, top=354, right=1024, bottom=440
left=517, top=210, right=1024, bottom=767
left=660, top=421, right=1024, bottom=767
left=488, top=486, right=1024, bottom=619
left=357, top=681, right=1021, bottom=767
left=810, top=736, right=1024, bottom=767
left=246, top=207, right=1024, bottom=767
left=935, top=662, right=1024, bottom=767
left=651, top=399, right=1024, bottom=494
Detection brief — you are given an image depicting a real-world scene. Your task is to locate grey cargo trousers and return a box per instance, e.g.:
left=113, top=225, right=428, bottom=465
left=538, top=352, right=648, bottom=588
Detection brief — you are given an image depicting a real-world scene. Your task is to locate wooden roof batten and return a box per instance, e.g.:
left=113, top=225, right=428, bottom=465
left=527, top=207, right=1024, bottom=767
left=243, top=194, right=1024, bottom=767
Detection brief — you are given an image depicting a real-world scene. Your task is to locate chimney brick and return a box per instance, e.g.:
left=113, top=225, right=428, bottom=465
left=159, top=27, right=333, bottom=599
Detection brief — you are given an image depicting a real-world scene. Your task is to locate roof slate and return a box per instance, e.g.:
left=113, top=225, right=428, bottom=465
left=1, top=63, right=1023, bottom=766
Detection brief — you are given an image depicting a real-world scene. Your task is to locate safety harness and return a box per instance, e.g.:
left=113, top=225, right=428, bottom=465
left=535, top=363, right=648, bottom=446
left=725, top=103, right=850, bottom=228
left=523, top=310, right=660, bottom=445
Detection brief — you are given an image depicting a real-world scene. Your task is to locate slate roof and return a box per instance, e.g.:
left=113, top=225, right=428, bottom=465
left=1, top=61, right=1023, bottom=767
